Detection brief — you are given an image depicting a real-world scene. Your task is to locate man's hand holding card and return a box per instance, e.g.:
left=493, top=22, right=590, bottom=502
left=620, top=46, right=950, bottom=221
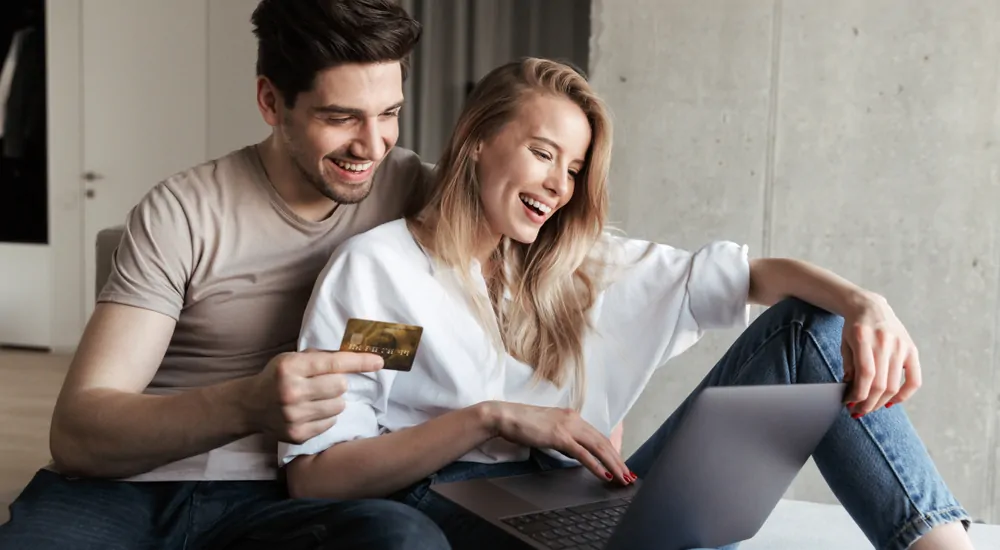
left=244, top=346, right=386, bottom=444
left=338, top=318, right=424, bottom=372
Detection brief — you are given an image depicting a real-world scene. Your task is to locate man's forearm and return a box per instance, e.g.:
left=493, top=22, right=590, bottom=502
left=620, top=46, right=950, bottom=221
left=50, top=377, right=255, bottom=478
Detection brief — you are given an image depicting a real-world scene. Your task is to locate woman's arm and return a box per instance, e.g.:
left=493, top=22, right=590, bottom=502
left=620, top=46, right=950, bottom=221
left=747, top=258, right=921, bottom=416
left=287, top=403, right=495, bottom=499
left=287, top=401, right=632, bottom=500
left=748, top=257, right=871, bottom=314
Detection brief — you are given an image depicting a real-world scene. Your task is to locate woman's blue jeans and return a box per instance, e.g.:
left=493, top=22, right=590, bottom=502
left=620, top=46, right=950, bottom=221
left=399, top=298, right=971, bottom=550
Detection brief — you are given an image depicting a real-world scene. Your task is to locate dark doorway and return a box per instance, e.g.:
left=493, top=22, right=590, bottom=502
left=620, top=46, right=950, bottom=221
left=0, top=0, right=48, bottom=244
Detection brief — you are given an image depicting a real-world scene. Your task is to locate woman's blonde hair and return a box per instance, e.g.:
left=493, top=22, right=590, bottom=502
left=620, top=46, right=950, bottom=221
left=409, top=57, right=613, bottom=407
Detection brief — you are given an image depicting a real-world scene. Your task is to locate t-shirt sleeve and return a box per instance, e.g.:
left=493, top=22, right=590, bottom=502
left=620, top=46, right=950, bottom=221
left=594, top=235, right=751, bottom=371
left=97, top=182, right=194, bottom=320
left=277, top=244, right=404, bottom=466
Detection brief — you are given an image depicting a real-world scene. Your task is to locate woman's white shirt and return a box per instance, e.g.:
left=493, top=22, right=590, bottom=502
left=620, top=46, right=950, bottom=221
left=278, top=218, right=751, bottom=466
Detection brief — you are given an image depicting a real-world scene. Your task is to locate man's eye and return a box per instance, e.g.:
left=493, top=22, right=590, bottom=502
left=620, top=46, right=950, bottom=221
left=327, top=117, right=351, bottom=125
left=383, top=109, right=401, bottom=118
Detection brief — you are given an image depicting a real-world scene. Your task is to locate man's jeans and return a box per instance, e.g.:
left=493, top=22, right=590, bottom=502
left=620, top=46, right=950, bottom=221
left=399, top=299, right=971, bottom=550
left=0, top=469, right=449, bottom=550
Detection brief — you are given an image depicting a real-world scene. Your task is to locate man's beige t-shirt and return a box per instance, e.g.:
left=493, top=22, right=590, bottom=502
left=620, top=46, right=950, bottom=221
left=97, top=144, right=429, bottom=482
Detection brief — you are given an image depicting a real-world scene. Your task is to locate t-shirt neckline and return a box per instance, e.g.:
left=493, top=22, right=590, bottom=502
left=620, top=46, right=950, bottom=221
left=244, top=145, right=346, bottom=232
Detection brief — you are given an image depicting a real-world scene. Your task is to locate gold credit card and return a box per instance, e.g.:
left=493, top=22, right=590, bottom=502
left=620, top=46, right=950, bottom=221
left=339, top=318, right=423, bottom=371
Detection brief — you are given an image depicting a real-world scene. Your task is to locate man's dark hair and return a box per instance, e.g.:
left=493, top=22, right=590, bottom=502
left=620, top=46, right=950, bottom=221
left=251, top=0, right=422, bottom=107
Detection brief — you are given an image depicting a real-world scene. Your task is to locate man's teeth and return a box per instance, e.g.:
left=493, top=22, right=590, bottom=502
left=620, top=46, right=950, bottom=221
left=519, top=194, right=552, bottom=214
left=332, top=159, right=373, bottom=173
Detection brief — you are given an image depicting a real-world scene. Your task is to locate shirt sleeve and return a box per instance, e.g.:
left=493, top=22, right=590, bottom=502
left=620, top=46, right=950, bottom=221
left=97, top=182, right=194, bottom=320
left=277, top=243, right=405, bottom=466
left=593, top=235, right=751, bottom=371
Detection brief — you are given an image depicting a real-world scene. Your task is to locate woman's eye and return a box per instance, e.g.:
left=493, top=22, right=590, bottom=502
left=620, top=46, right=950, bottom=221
left=532, top=149, right=552, bottom=161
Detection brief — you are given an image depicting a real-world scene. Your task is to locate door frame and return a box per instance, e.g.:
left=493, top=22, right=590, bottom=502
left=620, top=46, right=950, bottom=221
left=46, top=0, right=85, bottom=353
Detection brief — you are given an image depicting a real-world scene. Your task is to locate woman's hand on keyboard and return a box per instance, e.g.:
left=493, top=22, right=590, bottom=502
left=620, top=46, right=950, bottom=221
left=485, top=402, right=636, bottom=486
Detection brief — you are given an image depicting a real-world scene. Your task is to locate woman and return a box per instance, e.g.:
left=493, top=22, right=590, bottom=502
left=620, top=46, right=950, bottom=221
left=280, top=58, right=973, bottom=550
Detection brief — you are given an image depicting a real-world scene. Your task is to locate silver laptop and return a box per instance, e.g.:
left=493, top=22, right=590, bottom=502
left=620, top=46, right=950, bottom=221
left=431, top=383, right=846, bottom=550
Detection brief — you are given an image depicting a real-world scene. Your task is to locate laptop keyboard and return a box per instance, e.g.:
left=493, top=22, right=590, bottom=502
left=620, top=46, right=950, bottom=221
left=499, top=496, right=633, bottom=549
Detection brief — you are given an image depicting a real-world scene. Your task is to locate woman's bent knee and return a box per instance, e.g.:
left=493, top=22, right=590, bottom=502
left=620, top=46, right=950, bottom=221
left=758, top=297, right=844, bottom=339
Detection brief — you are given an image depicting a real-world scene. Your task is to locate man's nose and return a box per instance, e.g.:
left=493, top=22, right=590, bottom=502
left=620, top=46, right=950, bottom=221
left=349, top=120, right=386, bottom=160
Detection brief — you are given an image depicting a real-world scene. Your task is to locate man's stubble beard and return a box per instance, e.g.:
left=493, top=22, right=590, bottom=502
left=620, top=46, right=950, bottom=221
left=292, top=154, right=374, bottom=205
left=282, top=128, right=376, bottom=205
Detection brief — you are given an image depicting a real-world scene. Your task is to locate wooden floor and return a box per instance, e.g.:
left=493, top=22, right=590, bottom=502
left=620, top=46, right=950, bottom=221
left=0, top=350, right=70, bottom=525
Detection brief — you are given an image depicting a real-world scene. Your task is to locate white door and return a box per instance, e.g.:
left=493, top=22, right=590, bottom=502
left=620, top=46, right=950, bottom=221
left=81, top=0, right=208, bottom=319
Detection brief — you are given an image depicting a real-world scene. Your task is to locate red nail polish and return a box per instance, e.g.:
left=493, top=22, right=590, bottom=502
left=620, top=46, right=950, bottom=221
left=851, top=413, right=862, bottom=419
left=846, top=402, right=854, bottom=408
left=886, top=402, right=894, bottom=408
left=605, top=472, right=612, bottom=480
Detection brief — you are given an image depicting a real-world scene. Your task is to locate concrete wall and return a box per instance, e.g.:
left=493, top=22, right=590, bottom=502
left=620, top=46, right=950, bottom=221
left=591, top=0, right=1000, bottom=523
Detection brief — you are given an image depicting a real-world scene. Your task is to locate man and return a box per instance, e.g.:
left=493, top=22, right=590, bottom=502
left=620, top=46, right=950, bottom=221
left=0, top=1, right=448, bottom=548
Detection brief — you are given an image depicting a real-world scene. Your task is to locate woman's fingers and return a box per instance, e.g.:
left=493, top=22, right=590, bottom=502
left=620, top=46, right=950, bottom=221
left=857, top=331, right=891, bottom=416
left=873, top=339, right=906, bottom=411
left=841, top=339, right=856, bottom=387
left=846, top=327, right=877, bottom=409
left=841, top=297, right=924, bottom=417
left=577, top=426, right=631, bottom=485
left=552, top=419, right=632, bottom=485
left=502, top=405, right=633, bottom=486
left=562, top=440, right=617, bottom=484
left=893, top=347, right=922, bottom=405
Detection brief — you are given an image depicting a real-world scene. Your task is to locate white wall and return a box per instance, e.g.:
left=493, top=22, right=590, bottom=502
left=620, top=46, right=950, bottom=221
left=591, top=0, right=1000, bottom=523
left=208, top=0, right=270, bottom=160
left=0, top=0, right=267, bottom=352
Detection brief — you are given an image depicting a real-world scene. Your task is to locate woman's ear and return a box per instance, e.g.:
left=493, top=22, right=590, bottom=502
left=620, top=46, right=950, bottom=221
left=471, top=141, right=483, bottom=162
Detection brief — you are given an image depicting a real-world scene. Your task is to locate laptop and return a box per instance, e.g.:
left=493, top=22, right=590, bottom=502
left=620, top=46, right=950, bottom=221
left=430, top=383, right=846, bottom=550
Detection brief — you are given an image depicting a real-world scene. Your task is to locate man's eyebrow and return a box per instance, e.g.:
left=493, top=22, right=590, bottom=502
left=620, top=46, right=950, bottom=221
left=312, top=101, right=405, bottom=117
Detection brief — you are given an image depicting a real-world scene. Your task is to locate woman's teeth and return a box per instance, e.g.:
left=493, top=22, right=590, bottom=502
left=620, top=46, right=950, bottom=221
left=519, top=194, right=552, bottom=215
left=332, top=159, right=373, bottom=173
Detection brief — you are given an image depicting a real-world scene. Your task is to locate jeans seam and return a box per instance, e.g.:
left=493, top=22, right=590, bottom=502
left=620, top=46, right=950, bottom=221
left=727, top=321, right=799, bottom=383
left=182, top=485, right=199, bottom=550
left=413, top=483, right=436, bottom=511
left=402, top=474, right=437, bottom=511
left=884, top=505, right=969, bottom=550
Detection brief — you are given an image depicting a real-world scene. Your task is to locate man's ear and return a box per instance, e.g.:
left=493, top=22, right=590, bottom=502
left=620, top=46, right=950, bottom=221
left=256, top=76, right=283, bottom=127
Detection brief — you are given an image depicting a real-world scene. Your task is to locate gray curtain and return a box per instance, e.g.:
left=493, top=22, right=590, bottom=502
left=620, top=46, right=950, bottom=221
left=398, top=0, right=590, bottom=162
